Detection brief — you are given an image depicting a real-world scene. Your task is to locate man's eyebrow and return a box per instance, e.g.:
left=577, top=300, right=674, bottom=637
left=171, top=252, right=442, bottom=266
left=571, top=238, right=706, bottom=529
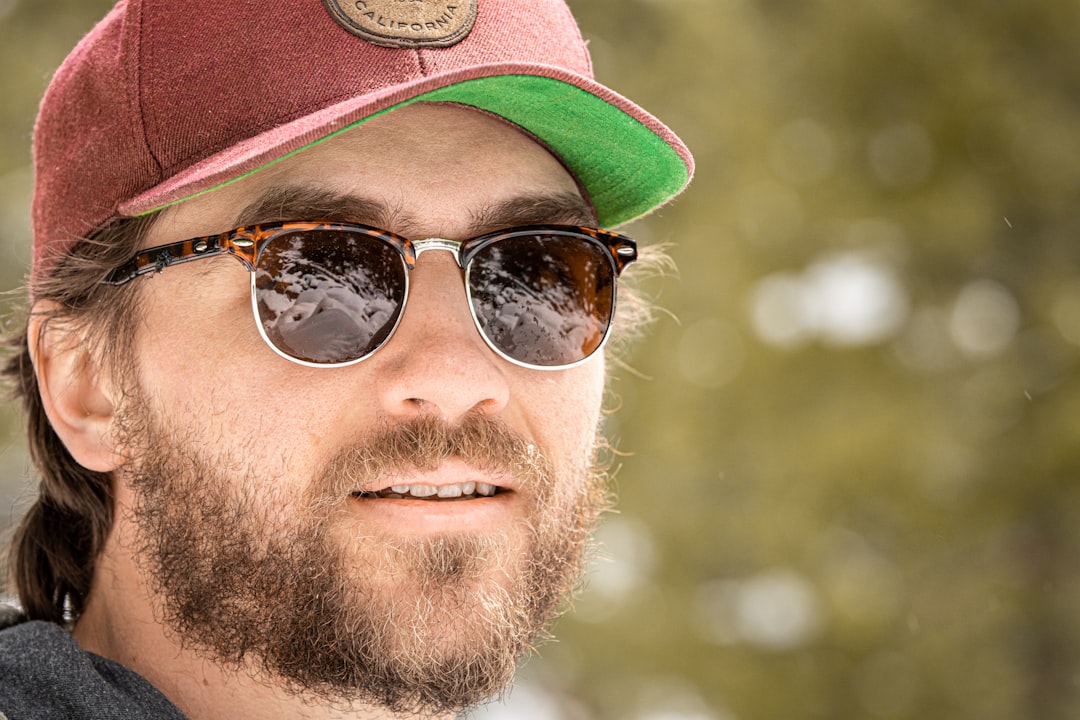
left=470, top=191, right=598, bottom=230
left=232, top=185, right=597, bottom=236
left=232, top=185, right=408, bottom=229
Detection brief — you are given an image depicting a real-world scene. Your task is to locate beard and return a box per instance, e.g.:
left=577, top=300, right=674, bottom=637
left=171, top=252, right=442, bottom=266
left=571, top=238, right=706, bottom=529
left=117, top=391, right=610, bottom=717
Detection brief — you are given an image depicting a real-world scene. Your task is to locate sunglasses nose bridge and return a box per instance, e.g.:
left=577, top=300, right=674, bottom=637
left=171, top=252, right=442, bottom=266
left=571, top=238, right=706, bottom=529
left=411, top=238, right=464, bottom=267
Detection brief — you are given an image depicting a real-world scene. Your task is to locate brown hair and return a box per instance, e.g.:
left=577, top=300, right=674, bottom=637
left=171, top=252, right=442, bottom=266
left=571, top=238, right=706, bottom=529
left=3, top=215, right=155, bottom=624
left=607, top=243, right=674, bottom=366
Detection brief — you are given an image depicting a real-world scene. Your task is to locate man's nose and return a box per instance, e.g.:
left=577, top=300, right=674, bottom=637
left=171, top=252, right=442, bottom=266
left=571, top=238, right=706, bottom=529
left=367, top=251, right=511, bottom=421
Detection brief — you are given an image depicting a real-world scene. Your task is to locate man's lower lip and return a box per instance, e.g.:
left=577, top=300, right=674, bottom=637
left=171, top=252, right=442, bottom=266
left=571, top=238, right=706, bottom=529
left=350, top=493, right=510, bottom=506
left=344, top=492, right=518, bottom=528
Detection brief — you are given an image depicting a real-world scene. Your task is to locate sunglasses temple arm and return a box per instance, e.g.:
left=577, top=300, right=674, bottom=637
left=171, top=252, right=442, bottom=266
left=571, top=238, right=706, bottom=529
left=102, top=236, right=250, bottom=285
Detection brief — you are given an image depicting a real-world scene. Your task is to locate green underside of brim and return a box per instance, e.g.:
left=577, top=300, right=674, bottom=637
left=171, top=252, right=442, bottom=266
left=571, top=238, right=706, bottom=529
left=413, top=76, right=688, bottom=226
left=142, top=75, right=689, bottom=227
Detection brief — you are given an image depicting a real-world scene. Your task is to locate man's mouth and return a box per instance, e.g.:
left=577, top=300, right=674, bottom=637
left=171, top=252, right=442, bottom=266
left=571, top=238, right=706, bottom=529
left=353, top=482, right=503, bottom=501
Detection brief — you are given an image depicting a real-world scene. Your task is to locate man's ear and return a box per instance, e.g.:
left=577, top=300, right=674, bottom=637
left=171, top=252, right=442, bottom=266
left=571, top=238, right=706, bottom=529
left=28, top=301, right=123, bottom=473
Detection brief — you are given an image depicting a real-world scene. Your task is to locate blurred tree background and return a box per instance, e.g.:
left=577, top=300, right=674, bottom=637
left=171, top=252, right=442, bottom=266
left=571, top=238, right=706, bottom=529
left=2, top=1, right=1079, bottom=719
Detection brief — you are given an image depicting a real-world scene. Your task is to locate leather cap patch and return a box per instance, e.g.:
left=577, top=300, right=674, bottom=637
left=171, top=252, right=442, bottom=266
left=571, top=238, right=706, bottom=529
left=322, top=0, right=478, bottom=48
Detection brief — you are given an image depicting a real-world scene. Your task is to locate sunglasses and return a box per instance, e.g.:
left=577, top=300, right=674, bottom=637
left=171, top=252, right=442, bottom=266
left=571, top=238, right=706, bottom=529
left=104, top=221, right=637, bottom=370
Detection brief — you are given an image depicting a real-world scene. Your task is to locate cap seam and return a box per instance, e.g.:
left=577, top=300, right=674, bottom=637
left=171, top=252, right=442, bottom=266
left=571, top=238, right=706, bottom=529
left=153, top=87, right=390, bottom=178
left=131, top=0, right=164, bottom=179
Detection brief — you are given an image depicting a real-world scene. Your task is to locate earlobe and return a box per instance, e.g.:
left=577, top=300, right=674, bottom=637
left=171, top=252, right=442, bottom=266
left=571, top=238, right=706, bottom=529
left=28, top=303, right=122, bottom=473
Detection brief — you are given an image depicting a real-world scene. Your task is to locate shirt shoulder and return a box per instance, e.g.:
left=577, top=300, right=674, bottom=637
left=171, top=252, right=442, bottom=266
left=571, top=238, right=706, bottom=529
left=0, top=620, right=187, bottom=720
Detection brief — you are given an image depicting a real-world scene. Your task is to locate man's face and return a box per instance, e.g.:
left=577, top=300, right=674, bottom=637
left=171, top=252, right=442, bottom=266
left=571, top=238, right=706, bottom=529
left=108, top=104, right=611, bottom=713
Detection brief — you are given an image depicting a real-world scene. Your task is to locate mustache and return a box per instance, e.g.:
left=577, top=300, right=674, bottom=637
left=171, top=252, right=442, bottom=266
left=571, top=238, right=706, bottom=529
left=317, top=413, right=553, bottom=499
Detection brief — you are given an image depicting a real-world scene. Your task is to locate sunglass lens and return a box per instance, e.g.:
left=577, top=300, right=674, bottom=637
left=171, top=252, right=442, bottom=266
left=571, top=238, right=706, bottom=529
left=468, top=232, right=616, bottom=367
left=254, top=229, right=406, bottom=364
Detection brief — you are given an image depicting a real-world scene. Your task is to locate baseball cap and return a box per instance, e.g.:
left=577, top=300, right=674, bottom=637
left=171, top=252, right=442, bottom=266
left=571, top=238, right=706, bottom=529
left=31, top=0, right=694, bottom=286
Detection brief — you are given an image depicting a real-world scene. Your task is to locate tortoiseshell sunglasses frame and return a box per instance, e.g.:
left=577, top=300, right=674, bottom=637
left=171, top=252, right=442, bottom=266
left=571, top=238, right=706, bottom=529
left=102, top=221, right=638, bottom=370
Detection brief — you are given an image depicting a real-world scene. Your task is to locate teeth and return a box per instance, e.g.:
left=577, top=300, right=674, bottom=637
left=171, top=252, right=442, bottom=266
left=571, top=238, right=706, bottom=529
left=377, top=482, right=497, bottom=499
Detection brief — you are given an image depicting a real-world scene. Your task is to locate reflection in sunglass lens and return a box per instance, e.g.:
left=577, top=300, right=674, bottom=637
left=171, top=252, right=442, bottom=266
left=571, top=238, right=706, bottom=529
left=468, top=233, right=615, bottom=367
left=254, top=230, right=406, bottom=364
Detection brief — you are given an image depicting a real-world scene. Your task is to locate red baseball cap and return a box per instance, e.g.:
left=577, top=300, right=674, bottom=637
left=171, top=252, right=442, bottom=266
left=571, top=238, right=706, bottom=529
left=31, top=0, right=693, bottom=286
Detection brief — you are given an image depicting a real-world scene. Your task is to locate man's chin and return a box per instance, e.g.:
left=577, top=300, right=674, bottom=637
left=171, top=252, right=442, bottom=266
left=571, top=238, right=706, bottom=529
left=240, top=534, right=551, bottom=714
left=336, top=531, right=534, bottom=648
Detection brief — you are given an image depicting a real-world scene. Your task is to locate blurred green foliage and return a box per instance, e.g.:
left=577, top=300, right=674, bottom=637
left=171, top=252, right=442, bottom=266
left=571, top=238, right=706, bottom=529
left=2, top=1, right=1079, bottom=719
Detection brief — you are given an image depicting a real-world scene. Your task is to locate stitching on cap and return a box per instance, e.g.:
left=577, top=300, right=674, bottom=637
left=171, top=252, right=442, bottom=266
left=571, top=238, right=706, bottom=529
left=132, top=0, right=164, bottom=178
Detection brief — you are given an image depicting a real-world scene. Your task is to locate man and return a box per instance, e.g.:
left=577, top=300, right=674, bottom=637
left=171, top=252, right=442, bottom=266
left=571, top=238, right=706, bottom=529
left=0, top=0, right=692, bottom=717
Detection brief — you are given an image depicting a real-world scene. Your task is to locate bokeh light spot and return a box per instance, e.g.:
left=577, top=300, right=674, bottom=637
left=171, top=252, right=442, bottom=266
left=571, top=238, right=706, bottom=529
left=466, top=680, right=571, bottom=720
left=805, top=253, right=909, bottom=346
left=749, top=273, right=813, bottom=348
left=948, top=279, right=1020, bottom=358
left=695, top=568, right=824, bottom=651
left=750, top=253, right=909, bottom=348
left=633, top=676, right=735, bottom=720
left=577, top=516, right=658, bottom=623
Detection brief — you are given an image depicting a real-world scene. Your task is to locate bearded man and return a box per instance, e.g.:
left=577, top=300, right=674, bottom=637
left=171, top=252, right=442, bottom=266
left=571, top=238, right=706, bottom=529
left=0, top=0, right=692, bottom=717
